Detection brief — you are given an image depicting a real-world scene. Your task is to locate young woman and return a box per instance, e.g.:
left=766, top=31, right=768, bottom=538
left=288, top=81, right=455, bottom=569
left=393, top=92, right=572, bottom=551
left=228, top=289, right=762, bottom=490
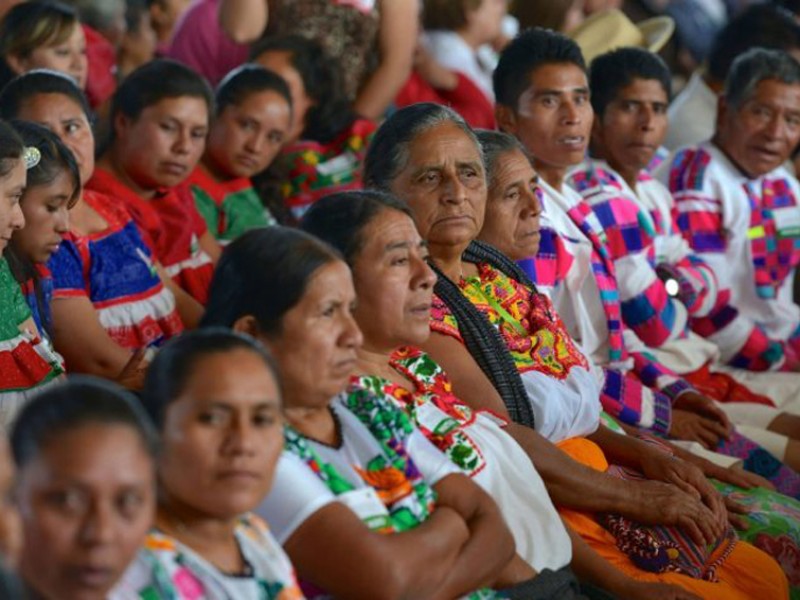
left=0, top=119, right=63, bottom=426
left=201, top=226, right=535, bottom=599
left=0, top=1, right=87, bottom=91
left=91, top=58, right=219, bottom=304
left=11, top=376, right=158, bottom=600
left=251, top=35, right=377, bottom=223
left=114, top=329, right=304, bottom=598
left=186, top=64, right=292, bottom=244
left=0, top=70, right=194, bottom=388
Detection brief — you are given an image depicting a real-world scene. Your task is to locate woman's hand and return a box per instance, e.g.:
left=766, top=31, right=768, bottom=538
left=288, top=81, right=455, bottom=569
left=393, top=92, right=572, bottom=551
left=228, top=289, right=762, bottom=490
left=673, top=392, right=732, bottom=439
left=669, top=409, right=729, bottom=449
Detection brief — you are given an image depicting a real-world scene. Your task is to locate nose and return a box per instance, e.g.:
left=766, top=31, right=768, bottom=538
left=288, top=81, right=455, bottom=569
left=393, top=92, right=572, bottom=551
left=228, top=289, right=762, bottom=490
left=55, top=206, right=70, bottom=233
left=764, top=113, right=786, bottom=140
left=561, top=99, right=582, bottom=125
left=245, top=132, right=264, bottom=154
left=79, top=500, right=115, bottom=546
left=522, top=185, right=543, bottom=219
left=10, top=203, right=24, bottom=231
left=173, top=129, right=193, bottom=155
left=412, top=253, right=437, bottom=290
left=441, top=171, right=469, bottom=205
left=224, top=413, right=257, bottom=456
left=638, top=106, right=656, bottom=131
left=341, top=310, right=364, bottom=350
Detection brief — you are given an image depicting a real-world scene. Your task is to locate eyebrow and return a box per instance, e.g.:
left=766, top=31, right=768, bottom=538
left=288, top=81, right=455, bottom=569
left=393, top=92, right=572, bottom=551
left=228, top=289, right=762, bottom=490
left=534, top=87, right=589, bottom=98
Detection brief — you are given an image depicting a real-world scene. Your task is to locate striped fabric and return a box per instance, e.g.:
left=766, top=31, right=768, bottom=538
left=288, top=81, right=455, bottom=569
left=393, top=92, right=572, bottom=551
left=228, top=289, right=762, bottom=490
left=88, top=169, right=214, bottom=304
left=47, top=190, right=184, bottom=350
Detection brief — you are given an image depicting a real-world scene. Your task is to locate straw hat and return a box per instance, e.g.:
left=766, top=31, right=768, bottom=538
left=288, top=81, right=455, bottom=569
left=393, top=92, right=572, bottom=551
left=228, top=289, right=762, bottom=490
left=568, top=9, right=675, bottom=63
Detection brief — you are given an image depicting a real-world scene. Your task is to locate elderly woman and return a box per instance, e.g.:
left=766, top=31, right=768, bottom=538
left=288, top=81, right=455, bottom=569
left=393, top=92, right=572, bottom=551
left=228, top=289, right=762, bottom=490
left=112, top=329, right=303, bottom=598
left=363, top=102, right=789, bottom=599
left=11, top=377, right=157, bottom=600
left=201, top=226, right=534, bottom=599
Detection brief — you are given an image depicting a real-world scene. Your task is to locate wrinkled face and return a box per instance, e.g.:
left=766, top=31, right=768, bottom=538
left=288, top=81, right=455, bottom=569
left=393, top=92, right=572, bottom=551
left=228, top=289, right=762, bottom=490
left=500, top=62, right=592, bottom=183
left=479, top=148, right=542, bottom=261
left=594, top=78, right=668, bottom=176
left=14, top=24, right=88, bottom=89
left=12, top=170, right=73, bottom=263
left=466, top=0, right=508, bottom=44
left=15, top=93, right=95, bottom=187
left=264, top=261, right=363, bottom=407
left=253, top=51, right=314, bottom=144
left=159, top=349, right=283, bottom=519
left=114, top=96, right=209, bottom=191
left=352, top=209, right=437, bottom=349
left=206, top=90, right=292, bottom=179
left=716, top=78, right=800, bottom=178
left=17, top=424, right=155, bottom=600
left=0, top=160, right=26, bottom=253
left=0, top=438, right=21, bottom=568
left=389, top=122, right=487, bottom=255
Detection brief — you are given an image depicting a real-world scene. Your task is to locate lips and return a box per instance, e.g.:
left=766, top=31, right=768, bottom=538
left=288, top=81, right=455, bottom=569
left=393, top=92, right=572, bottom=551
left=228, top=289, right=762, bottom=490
left=409, top=302, right=432, bottom=316
left=558, top=135, right=586, bottom=150
left=68, top=564, right=116, bottom=589
left=160, top=162, right=188, bottom=176
left=217, top=469, right=261, bottom=482
left=236, top=155, right=259, bottom=170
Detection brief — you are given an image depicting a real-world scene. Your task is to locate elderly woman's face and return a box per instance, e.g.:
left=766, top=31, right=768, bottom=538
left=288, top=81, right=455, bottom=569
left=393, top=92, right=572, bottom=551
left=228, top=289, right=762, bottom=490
left=352, top=209, right=437, bottom=349
left=265, top=260, right=363, bottom=406
left=16, top=424, right=155, bottom=600
left=717, top=78, right=800, bottom=178
left=479, top=148, right=543, bottom=261
left=158, top=349, right=283, bottom=519
left=389, top=122, right=487, bottom=253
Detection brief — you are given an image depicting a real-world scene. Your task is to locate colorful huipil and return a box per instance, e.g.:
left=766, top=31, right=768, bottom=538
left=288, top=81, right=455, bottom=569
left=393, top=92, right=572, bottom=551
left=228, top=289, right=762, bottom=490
left=187, top=166, right=276, bottom=244
left=47, top=190, right=183, bottom=350
left=279, top=119, right=376, bottom=221
left=111, top=514, right=305, bottom=600
left=263, top=394, right=500, bottom=600
left=660, top=141, right=800, bottom=371
left=350, top=346, right=573, bottom=573
left=429, top=260, right=603, bottom=443
left=88, top=169, right=214, bottom=304
left=533, top=176, right=800, bottom=497
left=0, top=257, right=63, bottom=427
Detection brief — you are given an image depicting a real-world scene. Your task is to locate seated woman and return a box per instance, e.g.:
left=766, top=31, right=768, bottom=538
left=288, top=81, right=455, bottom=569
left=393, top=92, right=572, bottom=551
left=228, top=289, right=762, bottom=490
left=113, top=328, right=303, bottom=598
left=0, top=1, right=87, bottom=92
left=302, top=189, right=733, bottom=599
left=91, top=59, right=219, bottom=304
left=363, top=102, right=790, bottom=599
left=186, top=64, right=291, bottom=244
left=0, top=119, right=63, bottom=426
left=201, top=226, right=535, bottom=599
left=251, top=35, right=377, bottom=223
left=0, top=70, right=194, bottom=387
left=10, top=376, right=157, bottom=599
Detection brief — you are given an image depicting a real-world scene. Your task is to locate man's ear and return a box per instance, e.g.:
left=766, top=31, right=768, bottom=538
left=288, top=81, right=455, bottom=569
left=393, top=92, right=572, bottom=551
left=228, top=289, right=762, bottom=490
left=495, top=104, right=518, bottom=135
left=5, top=53, right=27, bottom=76
left=232, top=314, right=261, bottom=338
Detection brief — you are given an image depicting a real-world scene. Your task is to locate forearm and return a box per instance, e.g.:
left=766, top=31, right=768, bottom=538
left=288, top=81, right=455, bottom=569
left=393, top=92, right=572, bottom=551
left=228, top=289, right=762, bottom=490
left=218, top=0, right=268, bottom=43
left=353, top=60, right=412, bottom=120
left=586, top=423, right=656, bottom=471
left=159, top=266, right=203, bottom=328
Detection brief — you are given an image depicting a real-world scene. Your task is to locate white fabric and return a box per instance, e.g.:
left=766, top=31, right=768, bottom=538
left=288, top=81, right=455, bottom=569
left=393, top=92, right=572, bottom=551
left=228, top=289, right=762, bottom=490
left=96, top=285, right=178, bottom=329
left=423, top=30, right=494, bottom=102
left=665, top=71, right=717, bottom=151
left=258, top=399, right=459, bottom=544
left=656, top=142, right=800, bottom=354
left=715, top=365, right=800, bottom=414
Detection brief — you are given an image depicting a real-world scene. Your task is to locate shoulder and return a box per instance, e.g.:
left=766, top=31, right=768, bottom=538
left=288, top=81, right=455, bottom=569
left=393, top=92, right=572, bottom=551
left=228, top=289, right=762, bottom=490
left=665, top=144, right=718, bottom=193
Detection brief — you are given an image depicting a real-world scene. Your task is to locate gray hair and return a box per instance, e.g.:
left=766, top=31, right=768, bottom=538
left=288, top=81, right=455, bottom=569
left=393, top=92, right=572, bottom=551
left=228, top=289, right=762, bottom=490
left=364, top=102, right=484, bottom=191
left=475, top=129, right=529, bottom=191
left=724, top=48, right=800, bottom=109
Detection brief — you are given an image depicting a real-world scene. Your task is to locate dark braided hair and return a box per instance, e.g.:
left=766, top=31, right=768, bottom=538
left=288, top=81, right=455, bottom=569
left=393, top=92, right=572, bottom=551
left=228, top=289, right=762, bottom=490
left=431, top=239, right=536, bottom=428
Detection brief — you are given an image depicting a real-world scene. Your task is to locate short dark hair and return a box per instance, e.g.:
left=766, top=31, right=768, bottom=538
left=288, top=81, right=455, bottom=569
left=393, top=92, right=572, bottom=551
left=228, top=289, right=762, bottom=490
left=0, top=118, right=23, bottom=178
left=141, top=328, right=281, bottom=429
left=200, top=226, right=342, bottom=335
left=300, top=190, right=412, bottom=266
left=707, top=4, right=800, bottom=83
left=0, top=69, right=93, bottom=122
left=494, top=27, right=586, bottom=109
left=109, top=58, right=214, bottom=133
left=10, top=376, right=159, bottom=468
left=215, top=63, right=292, bottom=117
left=589, top=47, right=671, bottom=118
left=250, top=35, right=354, bottom=143
left=364, top=102, right=481, bottom=191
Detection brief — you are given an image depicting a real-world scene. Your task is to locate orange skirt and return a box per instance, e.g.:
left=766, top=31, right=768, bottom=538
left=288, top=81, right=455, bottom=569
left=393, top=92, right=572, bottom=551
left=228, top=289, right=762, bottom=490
left=556, top=437, right=788, bottom=600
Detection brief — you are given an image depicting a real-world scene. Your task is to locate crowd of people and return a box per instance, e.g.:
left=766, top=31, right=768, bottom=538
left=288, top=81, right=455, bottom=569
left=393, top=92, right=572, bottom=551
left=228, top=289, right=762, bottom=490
left=0, top=0, right=799, bottom=598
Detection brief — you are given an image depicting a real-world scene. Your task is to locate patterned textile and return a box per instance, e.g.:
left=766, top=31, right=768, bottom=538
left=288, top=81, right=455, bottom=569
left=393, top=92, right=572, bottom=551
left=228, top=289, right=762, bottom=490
left=352, top=347, right=490, bottom=477
left=88, top=169, right=214, bottom=304
left=0, top=257, right=63, bottom=394
left=187, top=166, right=276, bottom=244
left=666, top=143, right=800, bottom=371
left=279, top=119, right=376, bottom=221
left=113, top=515, right=304, bottom=599
left=47, top=190, right=183, bottom=350
left=712, top=432, right=800, bottom=499
left=430, top=262, right=588, bottom=378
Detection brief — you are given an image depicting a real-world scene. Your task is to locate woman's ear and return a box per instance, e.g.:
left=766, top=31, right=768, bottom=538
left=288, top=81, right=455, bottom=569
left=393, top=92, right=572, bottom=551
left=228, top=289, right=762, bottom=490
left=5, top=53, right=27, bottom=76
left=232, top=314, right=261, bottom=338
